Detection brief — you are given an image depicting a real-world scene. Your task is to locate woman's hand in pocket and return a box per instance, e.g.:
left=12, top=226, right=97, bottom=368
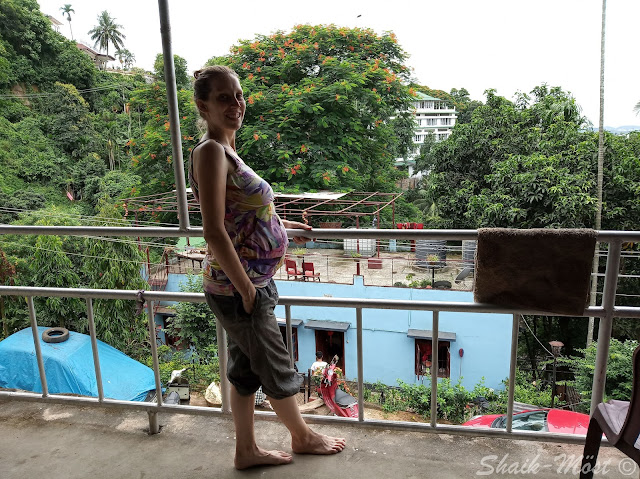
left=242, top=287, right=257, bottom=315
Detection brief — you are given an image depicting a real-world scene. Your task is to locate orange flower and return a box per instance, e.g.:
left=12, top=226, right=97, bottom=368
left=182, top=116, right=187, bottom=120
left=256, top=67, right=261, bottom=72
left=242, top=62, right=249, bottom=69
left=342, top=166, right=349, bottom=173
left=335, top=94, right=340, bottom=100
left=300, top=144, right=307, bottom=152
left=248, top=96, right=255, bottom=104
left=248, top=73, right=254, bottom=80
left=253, top=133, right=259, bottom=141
left=290, top=168, right=297, bottom=175
left=150, top=153, right=156, bottom=159
left=277, top=133, right=281, bottom=140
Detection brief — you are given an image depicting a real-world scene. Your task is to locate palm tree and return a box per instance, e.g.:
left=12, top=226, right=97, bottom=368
left=59, top=4, right=74, bottom=40
left=88, top=11, right=126, bottom=57
left=116, top=48, right=135, bottom=70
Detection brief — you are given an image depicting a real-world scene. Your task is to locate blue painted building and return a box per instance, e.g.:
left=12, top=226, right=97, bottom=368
left=155, top=273, right=512, bottom=391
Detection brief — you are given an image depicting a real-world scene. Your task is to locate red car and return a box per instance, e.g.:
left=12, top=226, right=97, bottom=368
left=463, top=408, right=590, bottom=435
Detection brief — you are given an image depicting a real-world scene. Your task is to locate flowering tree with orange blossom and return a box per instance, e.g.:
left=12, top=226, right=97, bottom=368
left=207, top=24, right=416, bottom=192
left=127, top=83, right=200, bottom=199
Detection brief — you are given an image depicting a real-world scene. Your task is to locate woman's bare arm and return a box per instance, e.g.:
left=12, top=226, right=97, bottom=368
left=193, top=141, right=256, bottom=310
left=281, top=219, right=313, bottom=245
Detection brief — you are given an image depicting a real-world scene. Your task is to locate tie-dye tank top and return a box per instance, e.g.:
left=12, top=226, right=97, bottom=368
left=188, top=139, right=288, bottom=296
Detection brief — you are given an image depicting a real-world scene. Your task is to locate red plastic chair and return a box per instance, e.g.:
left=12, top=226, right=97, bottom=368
left=580, top=345, right=640, bottom=478
left=285, top=258, right=303, bottom=280
left=302, top=262, right=320, bottom=282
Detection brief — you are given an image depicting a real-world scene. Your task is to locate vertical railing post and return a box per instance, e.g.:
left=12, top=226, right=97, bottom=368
left=216, top=319, right=232, bottom=413
left=285, top=305, right=294, bottom=368
left=157, top=0, right=190, bottom=232
left=27, top=297, right=48, bottom=397
left=86, top=298, right=104, bottom=402
left=430, top=311, right=439, bottom=427
left=356, top=307, right=364, bottom=422
left=590, top=239, right=622, bottom=413
left=505, top=314, right=519, bottom=433
left=146, top=298, right=163, bottom=434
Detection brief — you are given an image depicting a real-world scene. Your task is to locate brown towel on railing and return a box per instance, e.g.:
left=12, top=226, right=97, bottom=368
left=474, top=228, right=597, bottom=315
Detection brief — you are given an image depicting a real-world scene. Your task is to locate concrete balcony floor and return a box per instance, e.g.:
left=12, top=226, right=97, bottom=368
left=1, top=400, right=635, bottom=479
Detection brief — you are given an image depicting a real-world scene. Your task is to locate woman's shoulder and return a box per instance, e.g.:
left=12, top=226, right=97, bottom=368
left=193, top=138, right=226, bottom=159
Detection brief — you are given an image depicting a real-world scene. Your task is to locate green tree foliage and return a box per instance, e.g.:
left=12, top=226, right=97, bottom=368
left=84, top=169, right=141, bottom=207
left=208, top=24, right=414, bottom=192
left=153, top=53, right=190, bottom=90
left=88, top=10, right=125, bottom=57
left=35, top=82, right=98, bottom=159
left=0, top=249, right=16, bottom=337
left=164, top=274, right=217, bottom=352
left=81, top=201, right=149, bottom=356
left=418, top=86, right=602, bottom=229
left=30, top=222, right=82, bottom=329
left=128, top=84, right=200, bottom=197
left=0, top=116, right=67, bottom=188
left=0, top=0, right=95, bottom=90
left=562, top=339, right=637, bottom=412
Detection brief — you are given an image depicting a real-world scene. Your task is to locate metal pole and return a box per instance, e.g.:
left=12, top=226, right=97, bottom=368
left=216, top=319, right=232, bottom=413
left=86, top=298, right=104, bottom=402
left=356, top=307, right=364, bottom=422
left=551, top=356, right=557, bottom=409
left=590, top=239, right=622, bottom=413
left=285, top=305, right=294, bottom=368
left=157, top=0, right=190, bottom=231
left=146, top=299, right=163, bottom=434
left=27, top=297, right=48, bottom=397
left=430, top=311, right=439, bottom=428
left=505, top=314, right=519, bottom=433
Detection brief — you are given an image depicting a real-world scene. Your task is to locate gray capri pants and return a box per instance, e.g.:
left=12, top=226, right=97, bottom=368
left=205, top=279, right=303, bottom=400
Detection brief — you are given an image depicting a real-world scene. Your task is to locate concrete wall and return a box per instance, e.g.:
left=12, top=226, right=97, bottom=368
left=274, top=276, right=512, bottom=391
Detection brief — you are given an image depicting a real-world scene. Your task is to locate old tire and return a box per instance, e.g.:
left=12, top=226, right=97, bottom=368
left=42, top=327, right=70, bottom=343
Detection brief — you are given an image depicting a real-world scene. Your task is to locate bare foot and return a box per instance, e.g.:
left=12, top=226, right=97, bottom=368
left=234, top=446, right=293, bottom=470
left=292, top=430, right=346, bottom=455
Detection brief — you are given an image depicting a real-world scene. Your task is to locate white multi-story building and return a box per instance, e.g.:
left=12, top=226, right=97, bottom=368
left=396, top=91, right=458, bottom=178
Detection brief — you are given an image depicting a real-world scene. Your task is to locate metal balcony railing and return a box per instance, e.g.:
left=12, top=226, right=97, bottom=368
left=1, top=226, right=639, bottom=445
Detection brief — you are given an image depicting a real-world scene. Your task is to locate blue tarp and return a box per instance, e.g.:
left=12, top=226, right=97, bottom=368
left=0, top=327, right=156, bottom=401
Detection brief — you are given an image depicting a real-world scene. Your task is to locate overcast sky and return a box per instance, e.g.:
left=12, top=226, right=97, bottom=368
left=40, top=0, right=640, bottom=127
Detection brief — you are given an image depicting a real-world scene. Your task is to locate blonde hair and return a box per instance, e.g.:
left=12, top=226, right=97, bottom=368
left=193, top=65, right=239, bottom=104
